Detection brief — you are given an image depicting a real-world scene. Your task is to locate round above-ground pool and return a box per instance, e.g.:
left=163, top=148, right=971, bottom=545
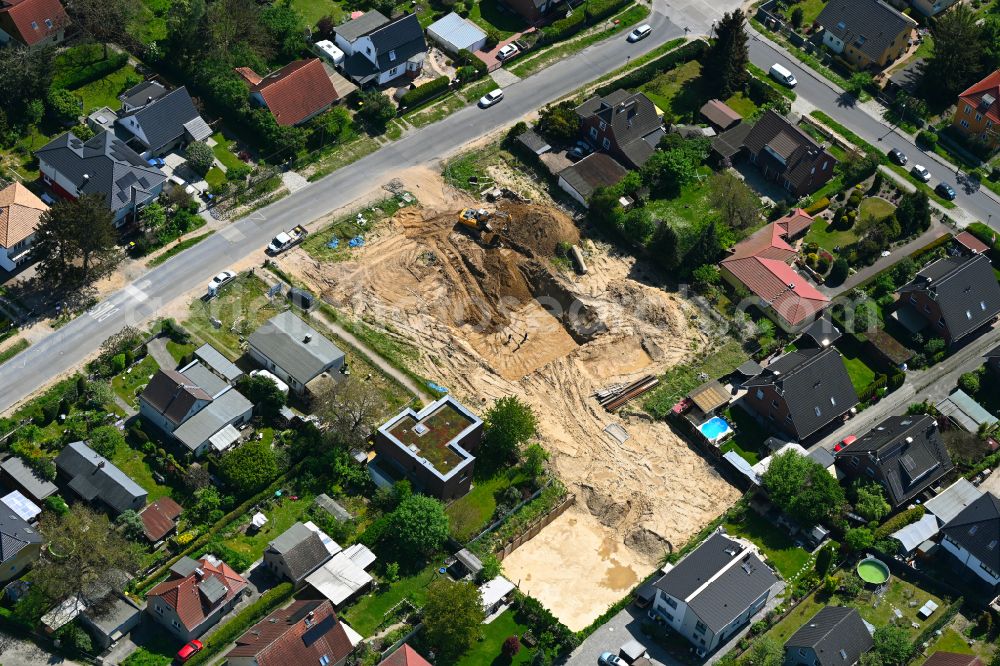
left=698, top=416, right=733, bottom=444
left=857, top=557, right=890, bottom=585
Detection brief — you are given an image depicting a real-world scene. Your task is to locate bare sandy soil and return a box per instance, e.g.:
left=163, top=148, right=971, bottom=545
left=279, top=165, right=740, bottom=629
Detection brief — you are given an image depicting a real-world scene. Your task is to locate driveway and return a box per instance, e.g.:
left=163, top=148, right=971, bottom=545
left=0, top=633, right=79, bottom=666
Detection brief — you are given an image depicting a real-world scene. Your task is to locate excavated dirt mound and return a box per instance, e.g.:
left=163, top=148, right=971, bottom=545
left=498, top=202, right=580, bottom=257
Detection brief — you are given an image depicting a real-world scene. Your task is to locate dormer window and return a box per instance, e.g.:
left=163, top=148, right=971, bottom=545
left=320, top=656, right=331, bottom=666
left=389, top=50, right=396, bottom=61
left=981, top=301, right=987, bottom=311
left=836, top=21, right=845, bottom=30
left=814, top=406, right=822, bottom=417
left=756, top=389, right=764, bottom=400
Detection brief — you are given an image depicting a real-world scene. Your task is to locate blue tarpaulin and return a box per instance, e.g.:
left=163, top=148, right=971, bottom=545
left=326, top=238, right=340, bottom=249
left=427, top=382, right=449, bottom=394
left=348, top=235, right=365, bottom=247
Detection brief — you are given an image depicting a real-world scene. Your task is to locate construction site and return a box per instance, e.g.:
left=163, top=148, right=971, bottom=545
left=278, top=165, right=741, bottom=630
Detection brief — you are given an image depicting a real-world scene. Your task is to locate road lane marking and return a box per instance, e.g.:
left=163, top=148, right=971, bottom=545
left=87, top=301, right=120, bottom=323
left=125, top=285, right=148, bottom=303
left=220, top=225, right=246, bottom=242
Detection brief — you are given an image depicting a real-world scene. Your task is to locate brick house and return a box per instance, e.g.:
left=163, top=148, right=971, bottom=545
left=743, top=111, right=837, bottom=197
left=225, top=599, right=354, bottom=666
left=816, top=0, right=916, bottom=71
left=575, top=89, right=664, bottom=169
left=951, top=70, right=1000, bottom=153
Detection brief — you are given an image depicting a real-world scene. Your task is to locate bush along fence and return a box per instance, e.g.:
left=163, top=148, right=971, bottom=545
left=541, top=0, right=633, bottom=43
left=466, top=481, right=572, bottom=561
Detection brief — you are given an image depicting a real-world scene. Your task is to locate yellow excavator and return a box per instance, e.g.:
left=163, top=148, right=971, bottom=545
left=456, top=207, right=510, bottom=245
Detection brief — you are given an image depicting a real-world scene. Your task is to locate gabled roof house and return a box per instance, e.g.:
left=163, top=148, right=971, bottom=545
left=36, top=130, right=167, bottom=225
left=952, top=69, right=1000, bottom=152
left=380, top=644, right=434, bottom=666
left=649, top=532, right=778, bottom=654
left=720, top=209, right=828, bottom=332
left=742, top=347, right=859, bottom=442
left=939, top=492, right=1000, bottom=591
left=225, top=599, right=354, bottom=666
left=54, top=441, right=147, bottom=516
left=0, top=0, right=67, bottom=47
left=237, top=59, right=339, bottom=127
left=743, top=111, right=837, bottom=197
left=0, top=508, right=42, bottom=582
left=115, top=86, right=211, bottom=157
left=334, top=13, right=426, bottom=86
left=119, top=81, right=168, bottom=113
left=263, top=522, right=336, bottom=586
left=575, top=89, right=664, bottom=169
left=557, top=153, right=628, bottom=208
left=783, top=606, right=873, bottom=666
left=247, top=311, right=345, bottom=395
left=835, top=415, right=953, bottom=509
left=139, top=496, right=183, bottom=543
left=146, top=555, right=249, bottom=641
left=897, top=253, right=1000, bottom=345
left=0, top=182, right=47, bottom=272
left=815, top=0, right=916, bottom=70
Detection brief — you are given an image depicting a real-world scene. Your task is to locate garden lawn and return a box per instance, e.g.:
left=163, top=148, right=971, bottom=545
left=166, top=339, right=196, bottom=363
left=455, top=609, right=535, bottom=666
left=290, top=0, right=344, bottom=28
left=341, top=563, right=439, bottom=636
left=786, top=0, right=826, bottom=27
left=211, top=132, right=245, bottom=170
left=837, top=342, right=877, bottom=393
left=110, top=445, right=174, bottom=502
left=645, top=167, right=715, bottom=231
left=930, top=628, right=974, bottom=655
left=112, top=355, right=160, bottom=407
left=468, top=0, right=526, bottom=37
left=721, top=406, right=770, bottom=465
left=723, top=510, right=811, bottom=580
left=183, top=274, right=283, bottom=359
left=804, top=217, right=859, bottom=252
left=217, top=491, right=315, bottom=559
left=73, top=62, right=142, bottom=114
left=639, top=59, right=759, bottom=121
left=447, top=471, right=527, bottom=542
left=121, top=632, right=177, bottom=666
left=859, top=197, right=895, bottom=221
left=206, top=167, right=226, bottom=190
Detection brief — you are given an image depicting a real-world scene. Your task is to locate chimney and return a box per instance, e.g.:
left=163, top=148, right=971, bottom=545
left=303, top=334, right=312, bottom=343
left=146, top=96, right=152, bottom=104
left=82, top=174, right=90, bottom=181
left=905, top=436, right=914, bottom=444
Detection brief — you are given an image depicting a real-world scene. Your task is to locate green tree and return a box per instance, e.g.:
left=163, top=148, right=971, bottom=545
left=422, top=579, right=485, bottom=661
left=621, top=208, right=656, bottom=245
left=47, top=87, right=81, bottom=125
left=65, top=0, right=139, bottom=59
left=708, top=10, right=750, bottom=98
left=218, top=439, right=280, bottom=496
left=29, top=194, right=122, bottom=289
left=384, top=494, right=449, bottom=558
left=313, top=377, right=382, bottom=447
left=828, top=258, right=849, bottom=285
left=761, top=450, right=845, bottom=524
left=651, top=222, right=680, bottom=272
left=847, top=72, right=873, bottom=97
left=356, top=89, right=396, bottom=132
left=186, top=487, right=224, bottom=525
left=853, top=481, right=891, bottom=522
left=642, top=143, right=704, bottom=197
left=894, top=190, right=931, bottom=236
left=746, top=636, right=784, bottom=666
left=709, top=171, right=762, bottom=231
left=88, top=425, right=125, bottom=459
left=844, top=526, right=874, bottom=552
left=139, top=201, right=167, bottom=235
left=307, top=107, right=356, bottom=149
left=521, top=443, right=549, bottom=481
left=873, top=626, right=913, bottom=666
left=537, top=101, right=579, bottom=143
left=922, top=4, right=984, bottom=103
left=691, top=264, right=721, bottom=292
left=0, top=44, right=55, bottom=125
left=164, top=0, right=207, bottom=68
left=237, top=374, right=286, bottom=422
left=959, top=371, right=980, bottom=394
left=116, top=509, right=146, bottom=541
left=790, top=6, right=804, bottom=29
left=483, top=396, right=538, bottom=464
left=184, top=140, right=215, bottom=176
left=815, top=544, right=833, bottom=577
left=260, top=2, right=306, bottom=61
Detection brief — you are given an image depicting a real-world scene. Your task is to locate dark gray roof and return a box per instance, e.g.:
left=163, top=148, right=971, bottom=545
left=785, top=606, right=873, bottom=666
left=172, top=388, right=253, bottom=452
left=898, top=254, right=1000, bottom=343
left=654, top=533, right=744, bottom=600
left=55, top=442, right=147, bottom=515
left=116, top=86, right=210, bottom=153
left=194, top=344, right=243, bottom=383
left=744, top=348, right=859, bottom=440
left=0, top=508, right=41, bottom=566
left=941, top=492, right=1000, bottom=577
left=248, top=311, right=345, bottom=386
left=369, top=14, right=427, bottom=74
left=712, top=122, right=753, bottom=159
left=800, top=316, right=842, bottom=348
left=83, top=594, right=142, bottom=635
left=835, top=415, right=953, bottom=508
left=1, top=456, right=58, bottom=501
left=139, top=368, right=213, bottom=426
left=119, top=81, right=167, bottom=109
left=809, top=446, right=836, bottom=469
left=198, top=575, right=228, bottom=605
left=816, top=0, right=915, bottom=63
left=171, top=556, right=200, bottom=578
left=559, top=152, right=628, bottom=200
left=517, top=129, right=551, bottom=155
left=575, top=90, right=662, bottom=168
left=334, top=10, right=389, bottom=42
left=743, top=111, right=836, bottom=192
left=35, top=130, right=166, bottom=215
left=267, top=523, right=333, bottom=581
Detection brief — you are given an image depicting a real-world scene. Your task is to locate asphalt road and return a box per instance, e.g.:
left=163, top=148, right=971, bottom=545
left=0, top=2, right=715, bottom=414
left=746, top=30, right=1000, bottom=225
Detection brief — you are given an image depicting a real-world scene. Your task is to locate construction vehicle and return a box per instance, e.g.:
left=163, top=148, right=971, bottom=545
left=456, top=208, right=510, bottom=245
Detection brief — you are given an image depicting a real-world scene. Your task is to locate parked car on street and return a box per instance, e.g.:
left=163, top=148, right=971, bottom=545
left=479, top=89, right=504, bottom=108
left=627, top=24, right=652, bottom=42
left=888, top=148, right=907, bottom=165
left=497, top=43, right=519, bottom=61
left=912, top=164, right=931, bottom=182
left=207, top=269, right=237, bottom=297
left=769, top=63, right=797, bottom=87
left=935, top=182, right=956, bottom=200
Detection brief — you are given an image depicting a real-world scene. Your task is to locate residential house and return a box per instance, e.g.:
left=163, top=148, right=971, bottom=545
left=374, top=395, right=484, bottom=500
left=783, top=606, right=873, bottom=666
left=575, top=90, right=664, bottom=169
left=743, top=111, right=837, bottom=197
left=334, top=13, right=426, bottom=86
left=921, top=654, right=985, bottom=666
left=54, top=441, right=147, bottom=516
left=115, top=86, right=212, bottom=157
left=0, top=509, right=42, bottom=582
left=80, top=594, right=142, bottom=651
left=0, top=456, right=57, bottom=504
left=557, top=153, right=628, bottom=208
left=649, top=532, right=778, bottom=654
left=897, top=253, right=1000, bottom=345
left=909, top=0, right=957, bottom=16
left=742, top=347, right=859, bottom=442
left=119, top=81, right=168, bottom=113
left=0, top=182, right=47, bottom=271
left=719, top=209, right=828, bottom=332
left=225, top=599, right=354, bottom=666
left=236, top=59, right=339, bottom=127
left=35, top=130, right=167, bottom=226
left=139, top=496, right=183, bottom=544
left=700, top=100, right=743, bottom=132
left=0, top=0, right=67, bottom=47
left=247, top=311, right=346, bottom=395
left=305, top=543, right=377, bottom=607
left=951, top=70, right=1000, bottom=153
left=146, top=555, right=249, bottom=641
left=834, top=415, right=953, bottom=509
left=263, top=522, right=336, bottom=587
left=815, top=0, right=916, bottom=70
left=379, top=644, right=434, bottom=666
left=138, top=351, right=253, bottom=457
left=939, top=491, right=1000, bottom=591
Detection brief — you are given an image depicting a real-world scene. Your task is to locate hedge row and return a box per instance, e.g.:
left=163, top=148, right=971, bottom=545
left=596, top=39, right=706, bottom=96
left=399, top=76, right=451, bottom=108
left=543, top=10, right=587, bottom=42
left=804, top=197, right=830, bottom=214
left=874, top=506, right=925, bottom=540
left=185, top=582, right=295, bottom=666
left=965, top=221, right=1000, bottom=265
left=584, top=0, right=633, bottom=22
left=52, top=50, right=129, bottom=91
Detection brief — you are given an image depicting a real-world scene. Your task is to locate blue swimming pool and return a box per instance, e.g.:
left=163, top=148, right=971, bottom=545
left=699, top=416, right=733, bottom=443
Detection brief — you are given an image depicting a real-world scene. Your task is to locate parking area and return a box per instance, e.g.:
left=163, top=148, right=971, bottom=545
left=565, top=604, right=679, bottom=666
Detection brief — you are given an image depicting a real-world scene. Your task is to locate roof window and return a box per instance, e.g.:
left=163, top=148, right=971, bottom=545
left=30, top=20, right=38, bottom=29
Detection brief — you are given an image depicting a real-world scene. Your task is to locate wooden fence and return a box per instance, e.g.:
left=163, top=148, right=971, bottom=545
left=495, top=493, right=576, bottom=561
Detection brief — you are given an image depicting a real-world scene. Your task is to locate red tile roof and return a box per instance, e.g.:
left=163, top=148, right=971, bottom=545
left=139, top=497, right=182, bottom=542
left=379, top=644, right=433, bottom=666
left=774, top=208, right=814, bottom=239
left=0, top=0, right=67, bottom=46
left=954, top=230, right=990, bottom=255
left=241, top=59, right=339, bottom=127
left=147, top=557, right=248, bottom=633
left=721, top=218, right=829, bottom=327
left=225, top=600, right=353, bottom=666
left=958, top=69, right=1000, bottom=126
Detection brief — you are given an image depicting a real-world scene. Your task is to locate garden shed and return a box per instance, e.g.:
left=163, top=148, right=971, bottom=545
left=427, top=12, right=487, bottom=53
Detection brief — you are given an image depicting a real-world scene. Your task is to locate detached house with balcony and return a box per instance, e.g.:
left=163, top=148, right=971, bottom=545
left=743, top=111, right=837, bottom=197
left=114, top=86, right=211, bottom=157
left=575, top=90, right=664, bottom=169
left=815, top=0, right=916, bottom=71
left=952, top=70, right=1000, bottom=153
left=0, top=182, right=47, bottom=272
left=650, top=532, right=778, bottom=654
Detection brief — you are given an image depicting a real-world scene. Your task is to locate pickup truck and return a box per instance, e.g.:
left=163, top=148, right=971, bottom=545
left=266, top=225, right=308, bottom=255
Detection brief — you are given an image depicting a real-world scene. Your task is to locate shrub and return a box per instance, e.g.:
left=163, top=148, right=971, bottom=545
left=185, top=141, right=215, bottom=176
left=804, top=197, right=830, bottom=214
left=45, top=495, right=69, bottom=515
left=959, top=371, right=981, bottom=394
left=503, top=635, right=522, bottom=657
left=916, top=130, right=938, bottom=148
left=585, top=0, right=631, bottom=21
left=874, top=506, right=925, bottom=539
left=47, top=88, right=81, bottom=125
left=543, top=10, right=586, bottom=42
left=226, top=163, right=251, bottom=182
left=399, top=76, right=450, bottom=108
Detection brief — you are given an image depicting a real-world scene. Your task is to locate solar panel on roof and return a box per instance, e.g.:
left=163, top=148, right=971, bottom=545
left=198, top=576, right=227, bottom=605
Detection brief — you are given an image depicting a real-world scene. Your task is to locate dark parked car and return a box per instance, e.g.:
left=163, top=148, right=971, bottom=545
left=888, top=148, right=907, bottom=165
left=935, top=182, right=956, bottom=200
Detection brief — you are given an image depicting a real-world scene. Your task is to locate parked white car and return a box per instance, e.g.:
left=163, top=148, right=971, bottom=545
left=912, top=164, right=931, bottom=182
left=207, top=270, right=237, bottom=296
left=497, top=43, right=519, bottom=61
left=479, top=89, right=504, bottom=108
left=627, top=24, right=652, bottom=42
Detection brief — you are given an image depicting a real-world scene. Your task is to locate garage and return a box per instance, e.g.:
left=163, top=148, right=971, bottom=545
left=427, top=12, right=488, bottom=53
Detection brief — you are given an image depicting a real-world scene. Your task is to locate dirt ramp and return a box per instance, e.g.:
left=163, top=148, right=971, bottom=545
left=520, top=260, right=607, bottom=344
left=498, top=203, right=580, bottom=257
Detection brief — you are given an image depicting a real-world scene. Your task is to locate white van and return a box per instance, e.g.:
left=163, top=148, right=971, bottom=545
left=769, top=63, right=797, bottom=87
